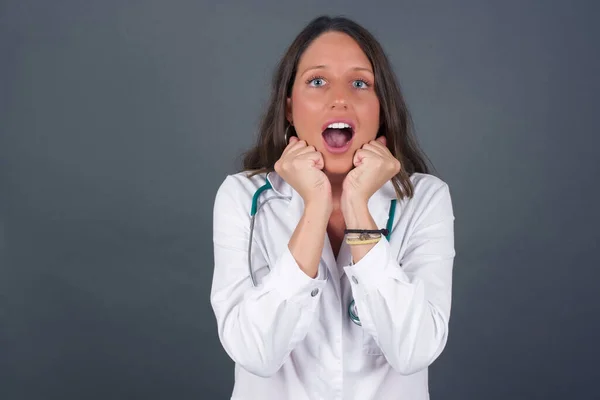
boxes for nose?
[329,85,349,109]
[331,99,348,109]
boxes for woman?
[211,15,455,400]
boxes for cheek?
[291,92,323,133]
[358,96,381,135]
[291,97,308,122]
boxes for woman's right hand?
[274,136,332,211]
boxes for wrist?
[341,189,367,206]
[341,199,373,229]
[304,198,332,220]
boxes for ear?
[286,97,293,124]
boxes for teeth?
[327,122,352,129]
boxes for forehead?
[297,31,372,70]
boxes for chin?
[323,157,354,175]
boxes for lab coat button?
[351,275,358,284]
[311,288,319,297]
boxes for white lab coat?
[211,170,455,400]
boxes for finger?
[362,142,402,174]
[376,135,387,146]
[361,143,386,157]
[281,136,297,156]
[367,138,388,150]
[291,144,317,156]
[353,148,367,167]
[281,136,299,155]
[298,151,324,169]
[286,136,303,150]
[313,152,325,170]
[365,141,393,158]
[282,137,307,156]
[313,151,325,170]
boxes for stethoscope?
[248,179,396,326]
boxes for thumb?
[376,135,387,146]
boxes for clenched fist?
[274,136,332,210]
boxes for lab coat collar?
[266,171,397,228]
[266,171,293,198]
[266,170,397,203]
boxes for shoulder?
[217,170,269,194]
[407,172,454,216]
[409,172,450,197]
[214,171,269,215]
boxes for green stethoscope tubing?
[249,179,396,326]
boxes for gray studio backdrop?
[2,1,599,399]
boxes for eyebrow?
[300,65,374,76]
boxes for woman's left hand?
[341,136,401,206]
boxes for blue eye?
[307,77,326,87]
[353,79,369,89]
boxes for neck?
[325,171,347,211]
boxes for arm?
[343,183,455,375]
[210,176,329,377]
[289,198,331,278]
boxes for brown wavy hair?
[241,15,434,200]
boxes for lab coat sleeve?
[343,182,455,375]
[210,176,327,378]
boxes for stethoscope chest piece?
[348,298,361,326]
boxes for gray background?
[1,0,599,399]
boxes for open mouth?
[322,122,355,150]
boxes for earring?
[284,125,294,143]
